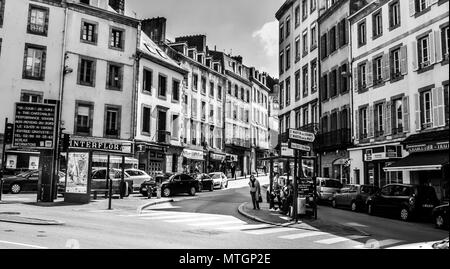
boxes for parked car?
[124,169,152,193]
[432,203,449,229]
[209,172,228,189]
[366,184,440,221]
[316,178,343,202]
[193,173,214,192]
[139,174,171,197]
[331,184,378,212]
[91,168,133,197]
[157,173,199,197]
[2,170,66,195]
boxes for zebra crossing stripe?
[278,231,327,240]
[189,220,246,227]
[142,214,196,220]
[215,224,271,231]
[315,235,368,245]
[245,227,294,235]
[165,217,224,223]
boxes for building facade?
[348,0,449,201]
[317,0,352,183]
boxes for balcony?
[156,130,171,144]
[317,129,352,151]
[298,123,319,134]
[392,127,404,135]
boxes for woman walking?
[249,175,261,210]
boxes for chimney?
[232,55,243,64]
[108,0,125,15]
[141,17,167,44]
[175,35,207,53]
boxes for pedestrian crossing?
[119,210,405,249]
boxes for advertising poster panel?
[66,152,89,194]
[29,156,39,170]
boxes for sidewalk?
[238,201,371,237]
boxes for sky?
[126,0,284,78]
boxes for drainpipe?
[348,9,355,184]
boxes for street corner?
[237,201,294,226]
[138,198,175,213]
[299,217,371,238]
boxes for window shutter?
[409,0,416,16]
[414,93,421,131]
[432,87,439,128]
[337,21,342,47]
[402,96,410,133]
[337,66,341,94]
[344,19,349,45]
[385,101,392,136]
[119,66,123,90]
[91,60,96,87]
[400,45,408,75]
[106,63,110,88]
[436,87,445,127]
[41,49,47,80]
[382,53,390,81]
[368,105,374,138]
[367,61,373,87]
[412,41,418,71]
[355,110,359,141]
[381,102,387,134]
[44,10,49,36]
[425,0,431,8]
[77,58,82,85]
[429,32,436,65]
[435,30,443,63]
[353,67,359,92]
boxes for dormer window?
[238,66,242,75]
[197,54,203,64]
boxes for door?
[335,188,348,206]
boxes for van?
[316,178,343,202]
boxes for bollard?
[0,178,3,201]
[156,183,161,199]
[108,179,113,210]
[147,186,152,199]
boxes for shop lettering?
[70,140,123,151]
[407,142,449,153]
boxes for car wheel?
[331,199,337,208]
[435,214,445,229]
[368,203,374,215]
[351,201,357,212]
[162,187,171,197]
[10,184,21,194]
[400,208,410,221]
[189,187,196,196]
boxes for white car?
[124,169,152,193]
[209,172,228,189]
[388,238,448,249]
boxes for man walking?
[249,175,261,210]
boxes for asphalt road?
[0,176,448,249]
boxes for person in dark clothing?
[249,175,261,210]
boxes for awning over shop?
[384,151,449,172]
[182,149,204,161]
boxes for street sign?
[289,141,311,152]
[281,143,294,157]
[289,129,316,143]
[13,103,57,149]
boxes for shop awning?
[384,151,449,172]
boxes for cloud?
[252,20,278,58]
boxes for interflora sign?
[69,137,133,154]
[13,102,57,149]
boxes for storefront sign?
[13,102,57,149]
[183,149,204,161]
[281,143,294,157]
[406,142,449,153]
[226,154,238,162]
[210,153,226,161]
[364,145,402,162]
[66,152,89,194]
[69,137,132,154]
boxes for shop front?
[3,150,41,175]
[182,148,205,174]
[135,142,167,176]
[362,144,404,188]
[208,151,226,173]
[385,130,449,202]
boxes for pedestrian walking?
[248,175,261,210]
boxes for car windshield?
[324,180,342,188]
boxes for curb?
[137,199,174,213]
[0,215,65,226]
[237,202,297,228]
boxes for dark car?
[159,173,199,197]
[366,184,440,221]
[331,184,378,212]
[193,173,214,192]
[432,203,449,229]
[1,170,40,194]
[139,174,171,197]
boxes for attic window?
[144,43,157,54]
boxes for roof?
[275,0,295,20]
[139,31,187,74]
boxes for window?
[23,44,46,80]
[217,107,222,124]
[76,103,92,136]
[209,104,214,122]
[302,31,308,55]
[339,64,348,93]
[246,89,250,103]
[279,51,284,75]
[374,103,384,137]
[201,77,206,95]
[372,10,383,39]
[209,81,214,97]
[280,82,284,109]
[158,74,167,98]
[279,23,284,42]
[110,27,124,50]
[295,37,300,61]
[233,104,238,120]
[241,87,245,101]
[415,0,428,13]
[295,71,300,100]
[320,33,327,59]
[285,77,291,107]
[329,26,336,53]
[310,0,316,12]
[311,24,317,49]
[142,106,151,134]
[360,107,368,138]
[312,104,317,124]
[389,1,401,30]
[172,79,180,102]
[191,98,198,119]
[390,48,401,78]
[420,90,432,129]
[338,18,348,47]
[81,20,97,44]
[105,105,121,138]
[27,5,49,36]
[20,91,43,103]
[217,85,222,100]
[286,45,291,70]
[192,74,198,91]
[442,26,449,61]
[418,35,430,69]
[329,69,337,97]
[445,85,449,126]
[286,16,291,37]
[373,56,383,85]
[321,74,328,101]
[0,0,4,28]
[201,101,206,121]
[106,63,123,90]
[358,63,367,89]
[78,57,96,87]
[311,60,317,93]
[235,85,239,98]
[303,107,309,126]
[0,38,2,56]
[393,98,403,134]
[295,6,300,28]
[143,68,152,94]
[358,20,367,46]
[302,66,308,98]
[302,0,308,20]
[227,81,232,95]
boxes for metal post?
[1,118,8,201]
[107,155,112,210]
[293,150,298,221]
[269,156,274,209]
[0,178,3,201]
[120,155,125,199]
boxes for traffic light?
[4,123,14,144]
[60,133,70,152]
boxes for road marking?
[278,231,328,240]
[189,220,246,227]
[353,239,404,249]
[244,227,294,235]
[165,217,224,223]
[0,240,48,249]
[215,224,271,231]
[142,214,196,220]
[345,222,369,228]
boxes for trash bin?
[297,197,307,215]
